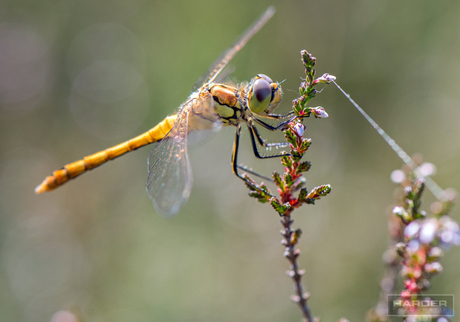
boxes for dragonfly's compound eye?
[257,74,273,84]
[254,79,271,102]
[248,78,271,114]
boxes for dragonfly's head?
[247,74,282,116]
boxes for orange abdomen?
[35,115,177,193]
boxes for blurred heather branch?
[243,50,338,322]
[368,156,459,322]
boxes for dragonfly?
[35,6,297,216]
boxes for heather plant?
[243,50,334,322]
[368,159,458,322]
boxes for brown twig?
[281,214,313,322]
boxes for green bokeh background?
[1,1,460,321]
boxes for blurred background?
[1,0,460,321]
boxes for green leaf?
[244,173,272,203]
[298,106,312,116]
[248,190,263,198]
[270,197,292,214]
[296,161,312,174]
[259,182,269,192]
[281,155,293,168]
[257,197,270,204]
[298,187,308,201]
[243,174,256,186]
[303,184,331,204]
[293,100,301,114]
[316,184,332,196]
[248,189,270,203]
[284,172,293,188]
[300,138,312,151]
[272,171,285,192]
[284,129,297,147]
[291,152,303,163]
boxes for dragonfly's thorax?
[208,83,249,126]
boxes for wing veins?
[193,6,275,90]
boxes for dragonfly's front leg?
[253,114,298,131]
[263,111,295,120]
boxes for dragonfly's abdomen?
[210,84,243,124]
[35,115,178,193]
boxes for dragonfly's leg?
[253,115,298,131]
[247,123,289,159]
[232,124,248,177]
[262,111,295,120]
[250,120,269,146]
[236,164,274,182]
[232,124,275,193]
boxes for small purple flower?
[419,219,438,244]
[406,239,420,254]
[438,216,460,247]
[405,221,420,239]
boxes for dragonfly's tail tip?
[35,181,48,194]
[35,184,44,194]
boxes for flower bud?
[316,73,336,84]
[419,219,438,244]
[394,206,411,222]
[427,247,443,260]
[293,123,305,137]
[404,221,420,239]
[312,107,329,118]
[395,242,406,257]
[425,262,443,274]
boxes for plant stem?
[281,214,313,322]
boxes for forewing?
[192,6,275,91]
[146,108,192,217]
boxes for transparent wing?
[192,6,275,91]
[186,125,221,147]
[146,93,218,216]
[146,106,192,217]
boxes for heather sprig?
[368,158,458,322]
[244,50,335,322]
[393,166,458,298]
